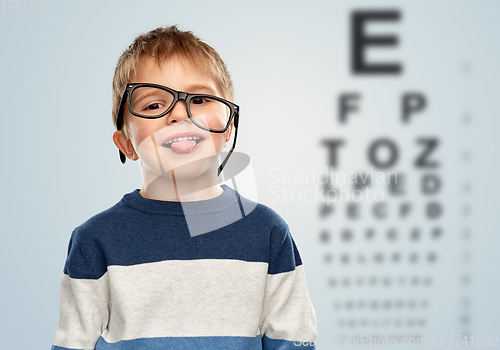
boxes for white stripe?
[52,272,109,349]
[102,259,268,342]
[53,259,316,347]
[260,265,318,342]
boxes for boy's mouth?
[162,134,205,154]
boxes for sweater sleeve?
[260,224,318,349]
[51,230,109,350]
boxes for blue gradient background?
[1,0,499,348]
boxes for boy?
[51,25,317,349]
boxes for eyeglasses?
[116,83,240,176]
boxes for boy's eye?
[146,103,165,110]
[191,97,207,105]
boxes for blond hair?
[111,25,234,139]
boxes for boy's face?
[113,56,233,181]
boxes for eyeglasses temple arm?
[217,113,239,177]
[117,90,128,164]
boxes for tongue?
[170,140,197,153]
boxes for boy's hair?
[111,25,234,139]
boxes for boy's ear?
[113,130,137,161]
[224,121,234,147]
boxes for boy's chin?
[139,153,220,179]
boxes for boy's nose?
[166,100,190,125]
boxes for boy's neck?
[139,184,223,202]
[138,168,223,202]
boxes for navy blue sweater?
[51,184,317,349]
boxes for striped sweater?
[51,184,317,349]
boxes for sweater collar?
[121,184,238,216]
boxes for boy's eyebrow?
[185,84,218,95]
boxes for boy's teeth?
[165,136,200,145]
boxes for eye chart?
[260,3,499,349]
